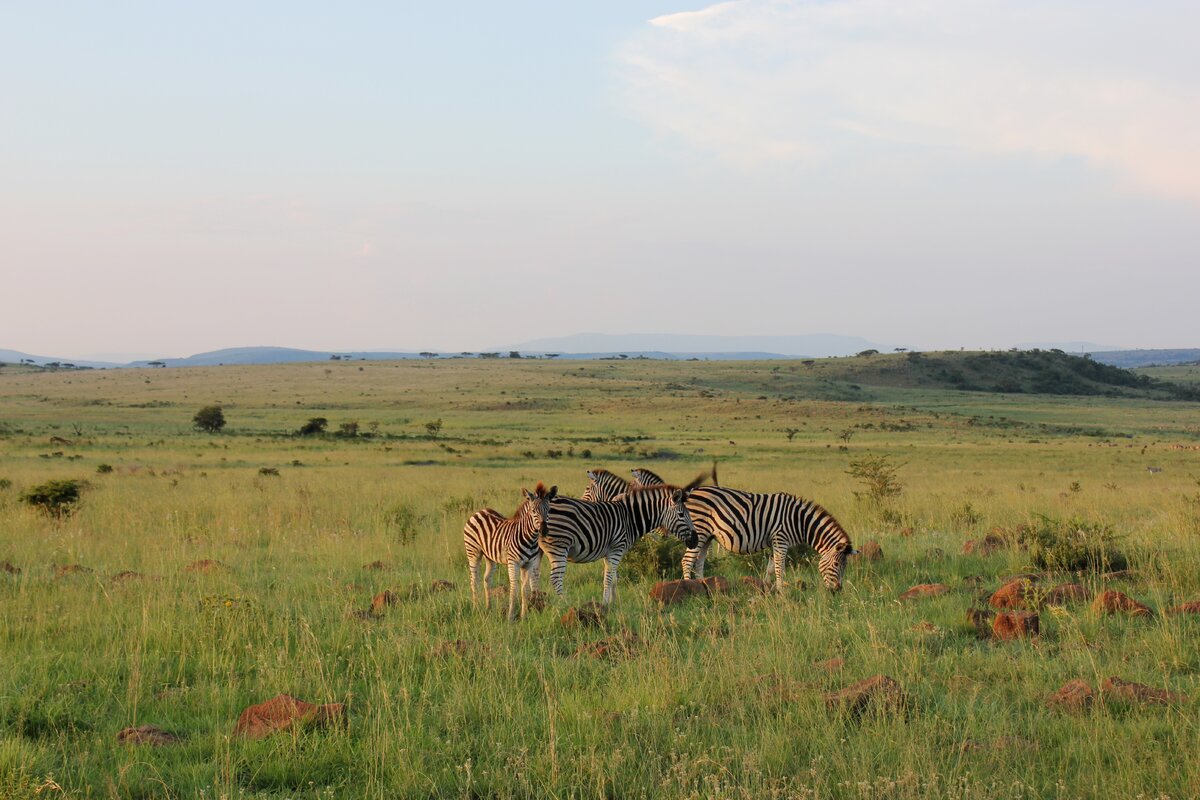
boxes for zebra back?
[684,487,851,554]
[543,485,695,563]
[629,466,667,487]
[581,468,629,502]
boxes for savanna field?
[2,355,1199,799]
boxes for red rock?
[967,608,994,637]
[649,579,711,604]
[362,560,388,571]
[1047,679,1095,712]
[1101,677,1187,706]
[525,589,549,612]
[117,725,183,746]
[433,639,489,658]
[560,602,607,629]
[233,694,346,738]
[54,564,92,577]
[989,578,1036,610]
[184,559,229,574]
[1092,590,1153,617]
[1,561,20,575]
[575,630,640,660]
[1166,600,1200,615]
[1043,583,1091,606]
[962,532,1006,556]
[699,576,730,594]
[992,611,1039,640]
[429,579,456,593]
[898,583,950,602]
[740,576,772,593]
[859,541,883,561]
[110,571,158,584]
[371,590,398,614]
[814,657,845,672]
[824,675,908,718]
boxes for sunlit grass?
[1,359,1198,798]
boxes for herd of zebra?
[463,466,858,620]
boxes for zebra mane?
[794,496,852,550]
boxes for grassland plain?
[1,357,1199,799]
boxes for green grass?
[1,359,1199,798]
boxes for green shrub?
[0,478,11,491]
[20,479,86,517]
[1017,515,1128,573]
[258,467,280,476]
[383,501,421,544]
[95,463,113,474]
[620,535,687,582]
[297,417,328,436]
[193,404,226,433]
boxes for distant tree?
[425,418,443,438]
[509,351,521,359]
[479,352,500,359]
[856,349,879,357]
[21,478,86,517]
[298,417,328,436]
[893,348,907,353]
[460,351,474,357]
[193,405,226,433]
[546,353,560,359]
[420,352,438,359]
[337,420,360,438]
[329,354,341,360]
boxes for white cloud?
[618,0,1200,200]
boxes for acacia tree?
[193,405,226,433]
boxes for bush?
[620,535,688,582]
[383,502,421,545]
[193,405,226,433]
[21,479,86,517]
[0,478,11,491]
[297,417,328,436]
[336,421,359,438]
[846,455,904,505]
[96,463,113,474]
[258,467,280,476]
[1017,516,1128,573]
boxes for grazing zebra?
[541,480,701,604]
[463,483,557,620]
[580,466,668,502]
[680,486,855,592]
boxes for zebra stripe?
[680,487,854,592]
[580,468,628,502]
[463,483,556,620]
[540,485,697,604]
[629,466,666,487]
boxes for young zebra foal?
[541,477,702,605]
[463,483,556,620]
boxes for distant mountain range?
[506,332,890,358]
[2,340,1198,369]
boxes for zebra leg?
[693,537,713,579]
[482,560,495,609]
[528,553,542,592]
[602,554,622,605]
[547,550,568,598]
[506,560,521,622]
[771,543,788,592]
[467,554,481,607]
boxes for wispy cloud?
[618,0,1200,200]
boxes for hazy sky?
[2,1,1197,360]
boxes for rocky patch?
[992,611,1039,640]
[1092,590,1153,617]
[234,694,346,739]
[898,583,950,602]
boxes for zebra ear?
[522,488,533,501]
[672,488,686,504]
[548,485,558,500]
[849,548,860,555]
[586,470,598,481]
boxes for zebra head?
[581,469,625,502]
[664,488,698,549]
[817,540,854,592]
[522,483,558,534]
[630,467,666,487]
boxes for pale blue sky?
[2,1,1197,359]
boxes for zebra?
[463,483,556,620]
[540,479,702,605]
[679,482,855,592]
[579,466,668,502]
